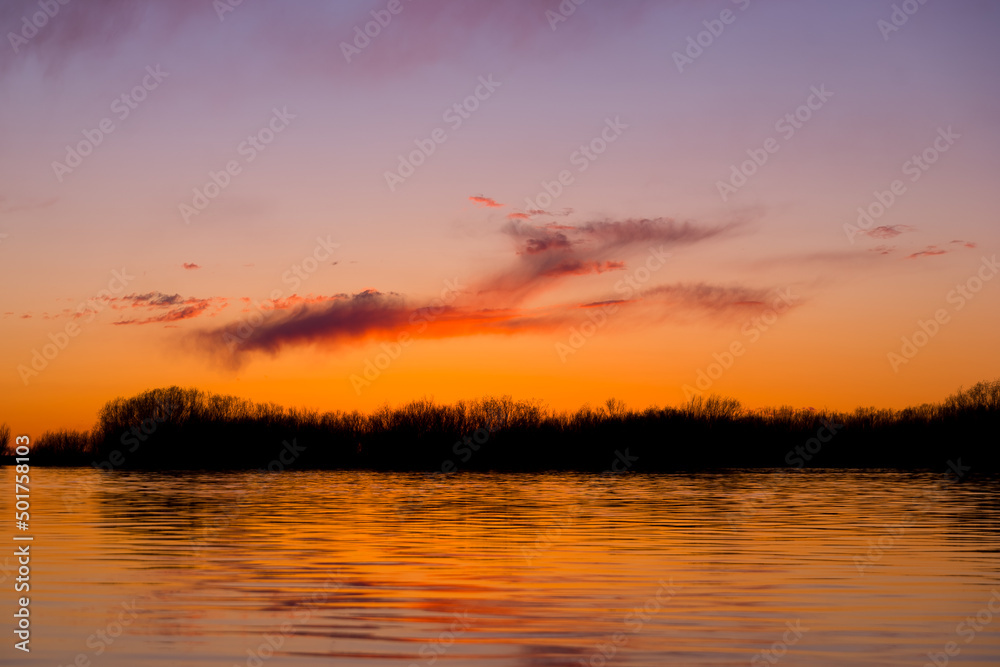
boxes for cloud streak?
[864,224,915,239]
[181,212,783,368]
[191,278,801,369]
[470,195,502,208]
[481,216,740,304]
[110,292,227,325]
[906,246,948,260]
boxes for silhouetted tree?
[7,379,998,471]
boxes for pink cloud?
[906,246,948,260]
[527,208,574,217]
[470,196,503,208]
[270,294,344,310]
[865,225,915,239]
[184,211,762,368]
[190,278,794,370]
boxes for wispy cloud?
[482,216,740,304]
[641,283,793,319]
[580,299,632,309]
[903,241,977,260]
[906,246,948,260]
[116,292,193,308]
[502,218,737,256]
[182,262,200,270]
[864,224,915,239]
[540,260,625,277]
[110,292,227,325]
[470,195,503,208]
[240,294,343,312]
[0,0,665,79]
[191,290,416,366]
[191,276,799,370]
[185,211,766,368]
[518,208,574,218]
[114,302,216,325]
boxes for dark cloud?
[191,290,415,366]
[190,275,798,369]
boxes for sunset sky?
[2,0,998,436]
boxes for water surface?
[7,468,1000,666]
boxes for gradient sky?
[2,0,999,435]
